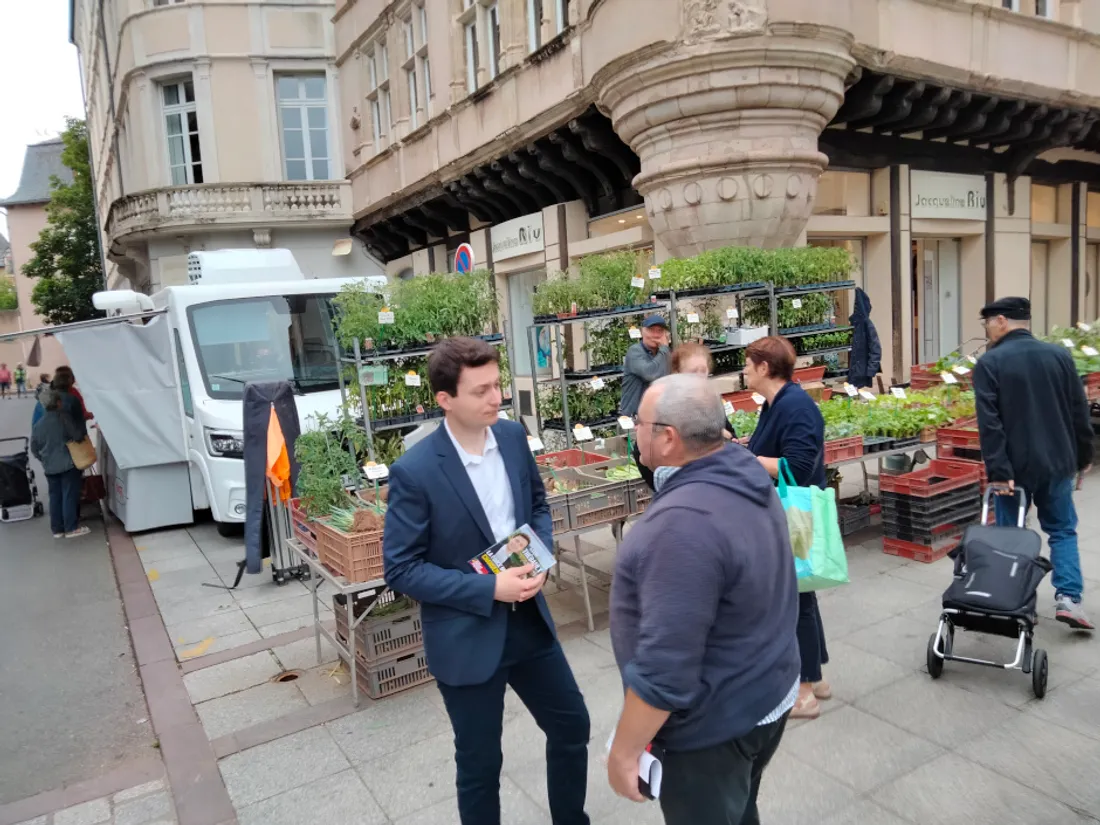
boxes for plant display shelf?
[287,536,389,708]
[780,324,854,339]
[774,280,857,297]
[532,302,670,325]
[798,345,854,359]
[337,333,504,364]
[651,282,770,300]
[665,284,777,352]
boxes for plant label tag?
[686,313,700,324]
[497,410,510,419]
[404,371,421,387]
[891,387,907,399]
[415,404,425,414]
[844,384,859,397]
[363,337,374,350]
[859,389,876,402]
[527,436,544,452]
[968,355,978,364]
[723,400,734,416]
[726,307,739,320]
[631,276,645,289]
[364,462,389,481]
[378,309,395,325]
[1084,346,1100,357]
[618,415,635,430]
[573,425,594,442]
[941,371,959,384]
[952,365,971,375]
[628,326,642,340]
[752,392,766,406]
[1079,322,1092,331]
[791,298,803,309]
[358,365,389,386]
[648,267,662,280]
[1062,339,1075,348]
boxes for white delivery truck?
[35,249,385,533]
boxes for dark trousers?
[797,591,829,683]
[660,714,789,825]
[436,603,591,825]
[46,468,83,534]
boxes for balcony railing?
[107,181,352,239]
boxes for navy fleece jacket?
[609,444,800,751]
[748,381,826,489]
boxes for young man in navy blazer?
[383,337,591,825]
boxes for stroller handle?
[981,484,1027,529]
[0,436,29,452]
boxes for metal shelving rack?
[526,304,670,447]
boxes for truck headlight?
[205,429,244,459]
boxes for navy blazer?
[382,419,556,686]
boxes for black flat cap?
[980,296,1031,321]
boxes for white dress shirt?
[444,420,516,542]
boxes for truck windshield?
[188,294,340,399]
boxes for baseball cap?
[641,315,668,329]
[980,297,1031,321]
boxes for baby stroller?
[926,486,1051,698]
[0,437,44,523]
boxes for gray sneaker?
[1055,597,1095,631]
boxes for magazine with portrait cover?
[468,523,556,576]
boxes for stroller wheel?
[927,633,944,679]
[1032,649,1048,699]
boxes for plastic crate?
[863,436,892,454]
[289,499,319,555]
[720,390,760,412]
[937,425,981,453]
[354,647,434,700]
[567,482,630,528]
[881,484,981,518]
[878,460,981,498]
[536,449,611,469]
[940,445,982,462]
[881,503,982,539]
[838,504,871,536]
[882,533,961,563]
[314,519,384,583]
[629,479,653,515]
[333,592,423,663]
[542,468,601,534]
[934,457,988,492]
[824,436,863,465]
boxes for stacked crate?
[879,460,982,563]
[333,590,433,700]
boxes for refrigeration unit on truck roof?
[187,249,305,286]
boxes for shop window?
[1032,184,1058,224]
[813,171,871,217]
[587,207,648,239]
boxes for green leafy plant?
[729,409,759,438]
[745,293,833,330]
[582,320,632,367]
[532,251,652,316]
[295,412,363,519]
[0,276,17,311]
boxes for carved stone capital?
[595,24,855,254]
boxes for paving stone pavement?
[144,475,1100,823]
[15,779,176,825]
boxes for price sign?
[1084,346,1100,357]
[618,415,635,431]
[752,392,766,406]
[364,462,389,481]
[859,389,876,402]
[891,387,907,399]
[358,364,389,386]
[723,400,735,416]
[726,307,739,320]
[791,298,803,309]
[1062,339,1076,348]
[648,267,662,280]
[590,377,605,390]
[628,326,642,340]
[952,365,971,375]
[527,436,544,452]
[1079,322,1092,331]
[844,384,859,397]
[404,371,421,387]
[573,424,594,442]
[497,410,511,419]
[378,308,395,325]
[630,276,645,289]
[686,313,700,324]
[941,371,959,385]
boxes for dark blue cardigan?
[747,382,826,489]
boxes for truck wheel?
[216,521,243,538]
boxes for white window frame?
[153,0,186,6]
[1035,0,1054,18]
[487,2,500,79]
[556,0,568,33]
[275,74,331,182]
[460,0,501,95]
[528,0,544,51]
[1001,0,1019,10]
[160,79,202,186]
[401,6,432,130]
[365,39,391,153]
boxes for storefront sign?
[490,212,545,262]
[911,171,987,220]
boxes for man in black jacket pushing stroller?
[973,297,1095,631]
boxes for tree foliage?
[0,276,16,311]
[21,118,104,324]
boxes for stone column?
[594,4,855,255]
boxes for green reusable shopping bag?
[777,458,850,593]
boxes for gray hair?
[39,389,61,411]
[650,373,726,452]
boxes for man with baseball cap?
[620,315,670,417]
[973,296,1095,630]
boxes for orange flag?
[266,404,291,502]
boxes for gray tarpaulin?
[242,382,301,574]
[55,317,187,469]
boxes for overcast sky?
[0,0,86,239]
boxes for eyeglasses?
[632,415,672,430]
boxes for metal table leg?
[311,572,323,665]
[346,596,360,707]
[573,535,595,632]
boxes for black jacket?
[848,288,882,387]
[973,329,1094,489]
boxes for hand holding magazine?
[468,524,556,576]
